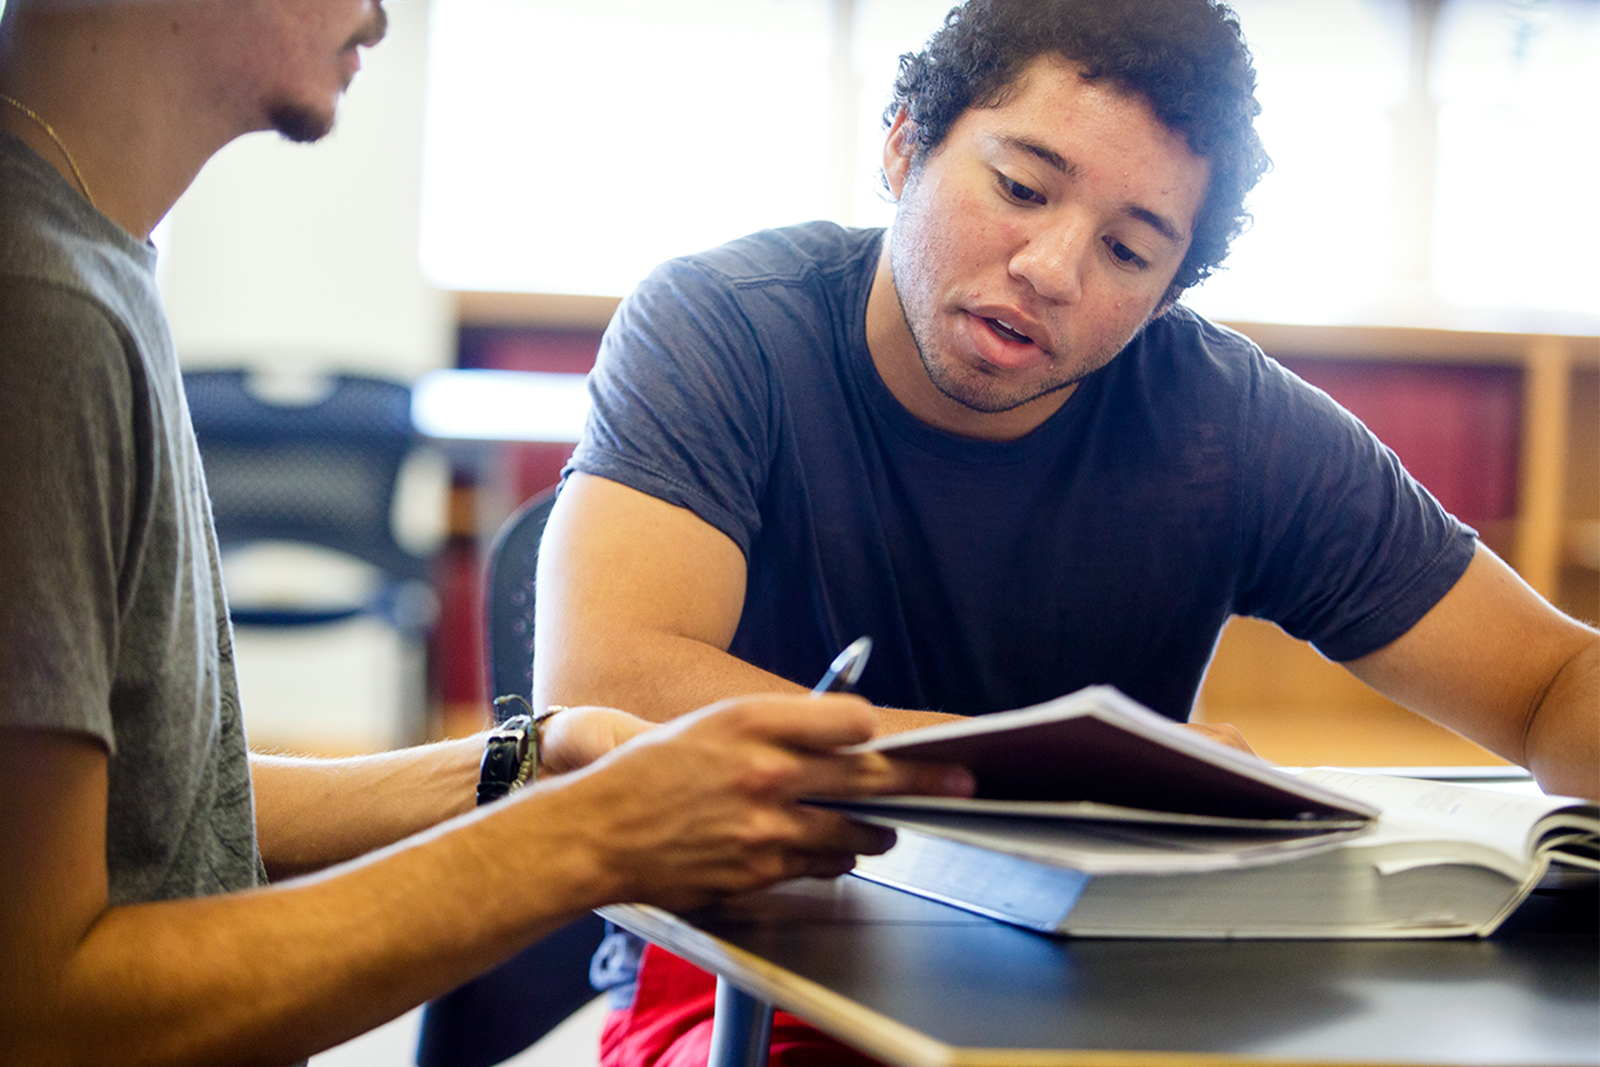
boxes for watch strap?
[477,713,535,807]
[476,697,571,807]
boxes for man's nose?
[1008,214,1091,304]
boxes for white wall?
[154,2,452,752]
[160,0,450,380]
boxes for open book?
[819,686,1599,938]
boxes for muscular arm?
[534,473,965,734]
[0,697,968,1066]
[1346,541,1599,800]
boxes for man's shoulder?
[1139,305,1264,364]
[663,220,883,293]
[1,131,156,317]
[1124,304,1295,393]
[1101,305,1324,428]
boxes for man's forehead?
[966,56,1208,227]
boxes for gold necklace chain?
[0,92,97,209]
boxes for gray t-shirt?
[0,131,263,905]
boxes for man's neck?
[0,7,242,241]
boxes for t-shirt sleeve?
[567,257,776,557]
[0,279,137,750]
[1232,352,1477,663]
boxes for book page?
[814,795,1370,831]
[1298,769,1597,862]
[840,807,1367,874]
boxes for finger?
[787,850,864,881]
[1183,721,1258,756]
[684,693,878,752]
[786,806,898,856]
[790,751,974,799]
[875,757,975,797]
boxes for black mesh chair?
[417,486,610,1067]
[483,487,558,705]
[182,369,434,632]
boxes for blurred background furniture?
[416,486,611,1067]
[183,368,441,752]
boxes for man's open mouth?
[985,318,1034,345]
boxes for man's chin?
[926,364,1077,416]
[267,101,335,145]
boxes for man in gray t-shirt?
[0,3,973,1063]
[0,127,262,909]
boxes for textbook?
[818,686,1600,938]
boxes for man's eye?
[1106,239,1148,270]
[999,176,1043,204]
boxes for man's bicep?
[1343,542,1599,793]
[0,728,111,1009]
[533,473,750,713]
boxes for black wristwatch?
[476,714,536,807]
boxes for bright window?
[1430,0,1600,319]
[420,0,1600,332]
[420,0,838,296]
[1188,0,1600,332]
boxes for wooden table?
[603,872,1599,1067]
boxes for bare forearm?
[538,629,963,735]
[1523,637,1599,800]
[8,788,608,1067]
[537,628,806,721]
[1346,546,1600,798]
[251,737,482,879]
[5,698,974,1067]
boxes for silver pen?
[812,636,873,694]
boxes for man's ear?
[882,107,917,200]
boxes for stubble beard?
[268,101,334,144]
[890,238,1082,416]
[268,4,386,145]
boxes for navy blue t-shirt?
[570,221,1475,721]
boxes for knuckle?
[734,751,802,796]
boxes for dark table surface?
[608,872,1600,1067]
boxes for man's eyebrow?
[1003,136,1075,179]
[1125,205,1185,248]
[999,135,1188,248]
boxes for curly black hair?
[889,0,1271,305]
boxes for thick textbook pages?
[851,770,1599,939]
[822,686,1597,936]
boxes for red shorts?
[599,944,885,1067]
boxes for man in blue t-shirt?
[535,0,1598,1063]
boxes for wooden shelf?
[454,290,620,330]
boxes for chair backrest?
[414,481,606,1067]
[483,486,558,709]
[183,369,428,584]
